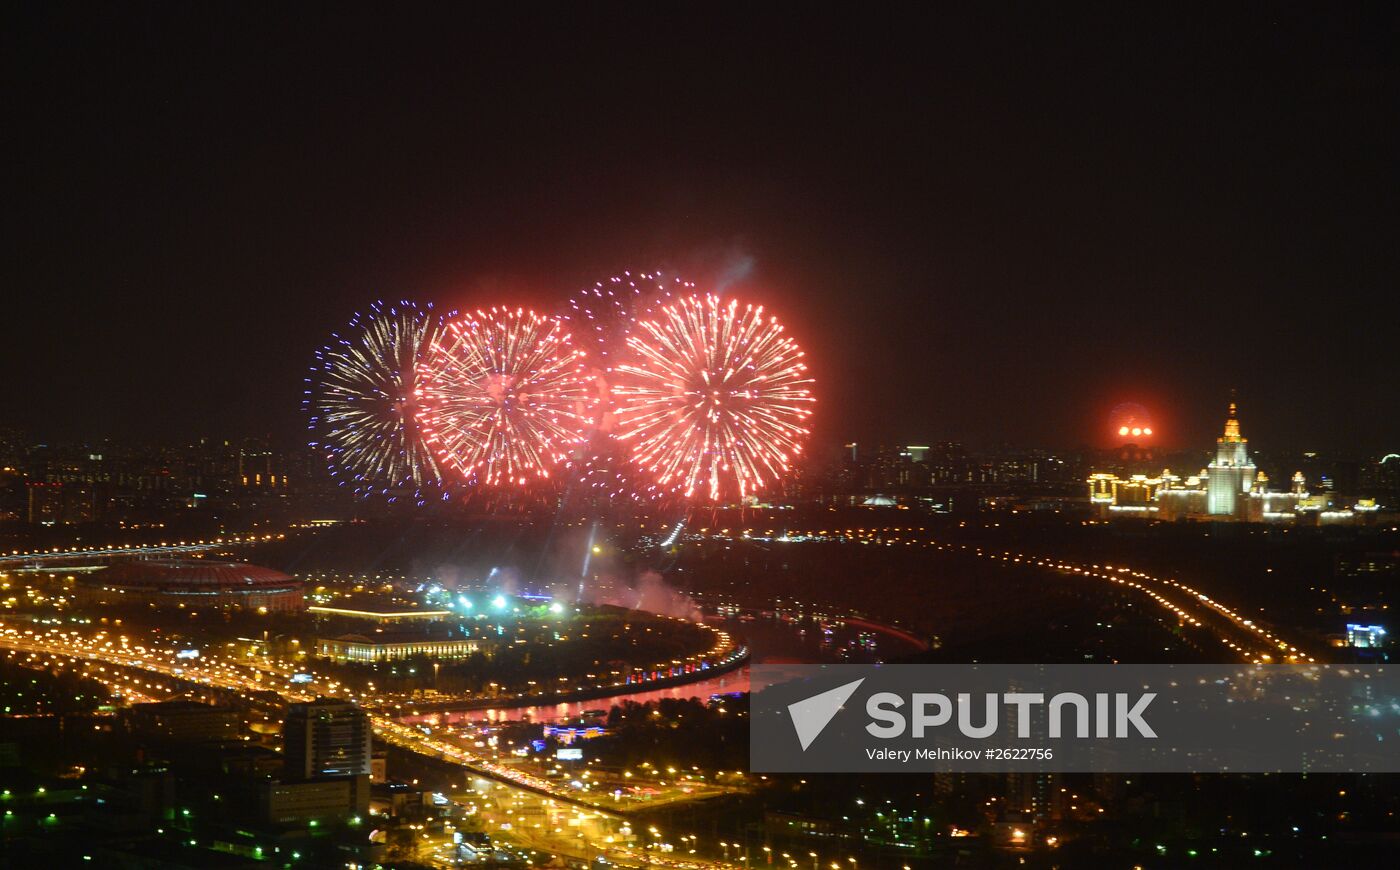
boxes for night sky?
[8,5,1399,455]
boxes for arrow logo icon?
[787,677,866,750]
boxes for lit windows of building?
[1207,401,1255,516]
[1087,400,1391,525]
[272,698,372,824]
[1088,473,1160,515]
[282,698,372,780]
[315,633,486,663]
[1345,624,1387,649]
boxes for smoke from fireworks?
[415,307,592,487]
[304,300,446,502]
[581,569,702,621]
[614,294,814,502]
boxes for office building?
[282,698,372,780]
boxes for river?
[401,666,751,725]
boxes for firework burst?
[562,271,692,370]
[614,294,814,502]
[562,271,694,502]
[305,300,446,502]
[416,307,592,487]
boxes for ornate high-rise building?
[1207,401,1256,516]
[1086,400,1383,525]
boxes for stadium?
[77,559,305,613]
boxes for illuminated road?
[0,533,286,568]
[725,526,1320,665]
[0,523,1322,866]
[902,534,1317,663]
[0,622,742,869]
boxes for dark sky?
[7,4,1399,455]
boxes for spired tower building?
[1207,401,1256,516]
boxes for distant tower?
[1207,400,1256,516]
[1252,470,1269,495]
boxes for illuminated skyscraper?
[282,698,372,779]
[1207,401,1255,516]
[262,699,372,824]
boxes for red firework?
[415,307,592,487]
[612,294,814,502]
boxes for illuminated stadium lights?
[317,634,485,663]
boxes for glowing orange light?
[1109,402,1154,445]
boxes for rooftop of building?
[306,596,449,620]
[321,629,480,645]
[131,699,234,713]
[90,559,298,590]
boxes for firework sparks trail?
[561,271,693,502]
[415,306,592,487]
[614,294,814,502]
[562,271,691,374]
[304,300,445,502]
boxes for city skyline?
[4,7,1399,867]
[5,393,1396,460]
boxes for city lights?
[6,10,1398,865]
